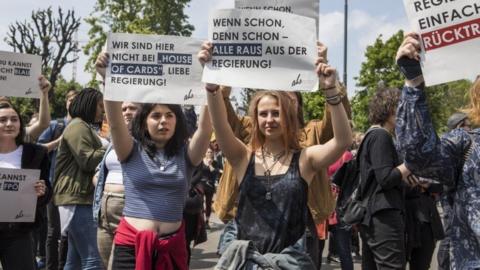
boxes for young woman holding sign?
[96,52,212,270]
[198,42,352,269]
[0,77,51,270]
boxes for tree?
[4,7,81,118]
[5,7,81,93]
[352,30,471,132]
[352,31,405,131]
[6,76,81,122]
[302,91,325,121]
[83,0,195,82]
[50,78,82,119]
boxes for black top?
[235,151,308,254]
[359,128,403,225]
[199,161,220,190]
[404,185,444,257]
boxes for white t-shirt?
[105,149,123,185]
[0,145,23,169]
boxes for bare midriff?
[124,216,182,236]
[104,183,125,193]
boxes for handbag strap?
[354,126,385,202]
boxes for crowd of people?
[0,31,479,270]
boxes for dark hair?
[68,88,103,124]
[0,102,25,145]
[131,103,188,159]
[368,87,400,125]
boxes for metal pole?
[343,0,348,87]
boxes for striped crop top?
[121,140,193,222]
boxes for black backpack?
[334,127,380,225]
[332,157,360,215]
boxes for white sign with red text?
[0,51,41,98]
[403,0,480,86]
[0,168,40,222]
[202,9,317,91]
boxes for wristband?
[397,56,423,80]
[322,86,336,92]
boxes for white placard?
[0,51,41,98]
[403,0,480,86]
[202,9,317,91]
[235,0,319,33]
[105,33,206,105]
[0,168,40,222]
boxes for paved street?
[189,213,439,270]
[0,216,438,270]
[189,214,364,269]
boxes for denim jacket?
[215,221,315,270]
[396,84,480,270]
[92,144,113,224]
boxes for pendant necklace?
[261,147,285,200]
[155,151,169,171]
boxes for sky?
[0,0,410,97]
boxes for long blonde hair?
[463,78,480,125]
[248,91,300,152]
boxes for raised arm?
[198,42,249,171]
[26,76,51,140]
[395,33,465,185]
[221,86,252,143]
[188,106,213,166]
[96,52,133,162]
[310,42,351,144]
[301,62,352,181]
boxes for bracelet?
[327,99,342,106]
[325,93,341,101]
[326,94,342,105]
[322,86,337,92]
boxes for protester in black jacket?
[405,181,444,270]
[357,88,414,270]
[0,101,51,270]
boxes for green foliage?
[9,77,82,121]
[50,78,82,118]
[352,30,471,132]
[8,97,36,122]
[83,0,195,81]
[352,31,404,131]
[424,80,470,133]
[302,91,325,121]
